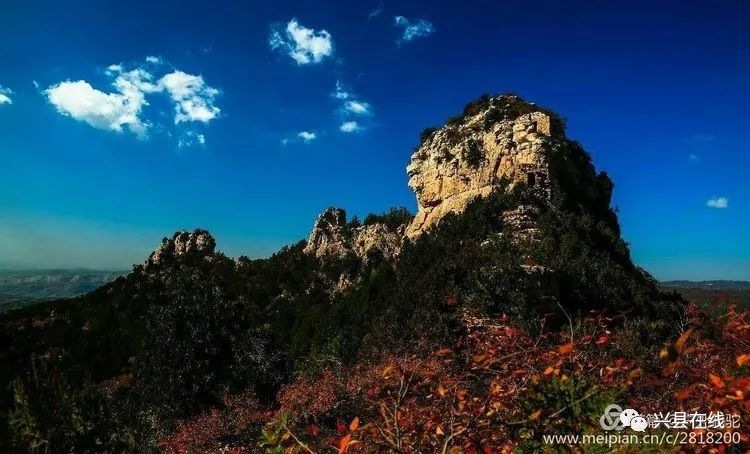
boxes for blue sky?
[0,0,748,280]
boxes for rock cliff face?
[405,95,562,238]
[146,229,217,269]
[304,208,404,261]
[305,93,617,265]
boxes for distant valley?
[0,269,126,311]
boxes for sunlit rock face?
[304,208,404,261]
[303,208,349,258]
[405,94,562,239]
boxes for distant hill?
[661,280,750,308]
[0,269,126,310]
[662,280,750,290]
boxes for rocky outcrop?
[351,223,404,260]
[304,208,350,258]
[304,208,404,261]
[146,229,216,269]
[405,95,560,238]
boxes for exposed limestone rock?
[146,229,216,269]
[304,208,350,258]
[304,208,404,261]
[351,223,404,260]
[405,95,560,239]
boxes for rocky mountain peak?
[146,229,216,269]
[405,94,564,238]
[305,93,617,270]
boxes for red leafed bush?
[158,392,263,454]
[277,369,346,419]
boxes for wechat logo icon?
[600,404,645,431]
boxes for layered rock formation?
[405,95,561,238]
[304,208,404,261]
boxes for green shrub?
[462,139,484,168]
[362,207,412,230]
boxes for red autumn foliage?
[158,392,263,454]
[158,301,750,452]
[277,369,345,418]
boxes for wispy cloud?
[685,133,715,143]
[689,153,700,162]
[368,2,383,19]
[332,80,350,100]
[269,19,334,65]
[340,121,360,133]
[45,58,220,141]
[332,80,372,132]
[178,131,206,148]
[0,86,13,105]
[281,130,318,145]
[707,197,729,209]
[394,16,434,44]
[298,131,317,142]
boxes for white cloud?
[394,16,434,43]
[115,68,162,96]
[344,100,371,115]
[340,121,360,133]
[45,79,151,137]
[0,86,13,105]
[269,19,334,65]
[45,60,221,140]
[145,56,161,64]
[159,70,221,124]
[298,131,317,142]
[282,130,317,145]
[105,64,123,76]
[332,80,372,132]
[707,197,729,208]
[45,68,161,138]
